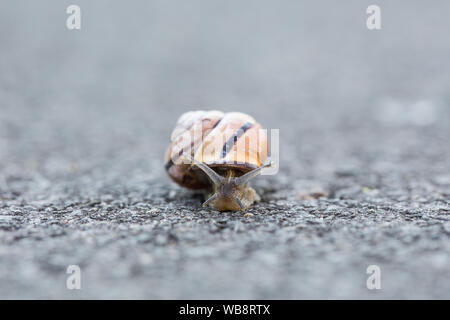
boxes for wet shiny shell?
[164,110,268,189]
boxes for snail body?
[164,110,270,211]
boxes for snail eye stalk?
[183,155,224,187]
[235,162,273,186]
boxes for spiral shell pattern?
[164,110,268,189]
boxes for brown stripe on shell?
[220,122,254,158]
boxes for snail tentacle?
[183,155,224,186]
[235,162,273,186]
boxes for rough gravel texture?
[1,1,450,299]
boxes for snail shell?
[164,110,270,211]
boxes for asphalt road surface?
[1,1,449,299]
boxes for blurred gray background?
[0,0,449,299]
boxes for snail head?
[184,155,272,211]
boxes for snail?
[164,110,272,211]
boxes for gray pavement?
[0,0,449,299]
